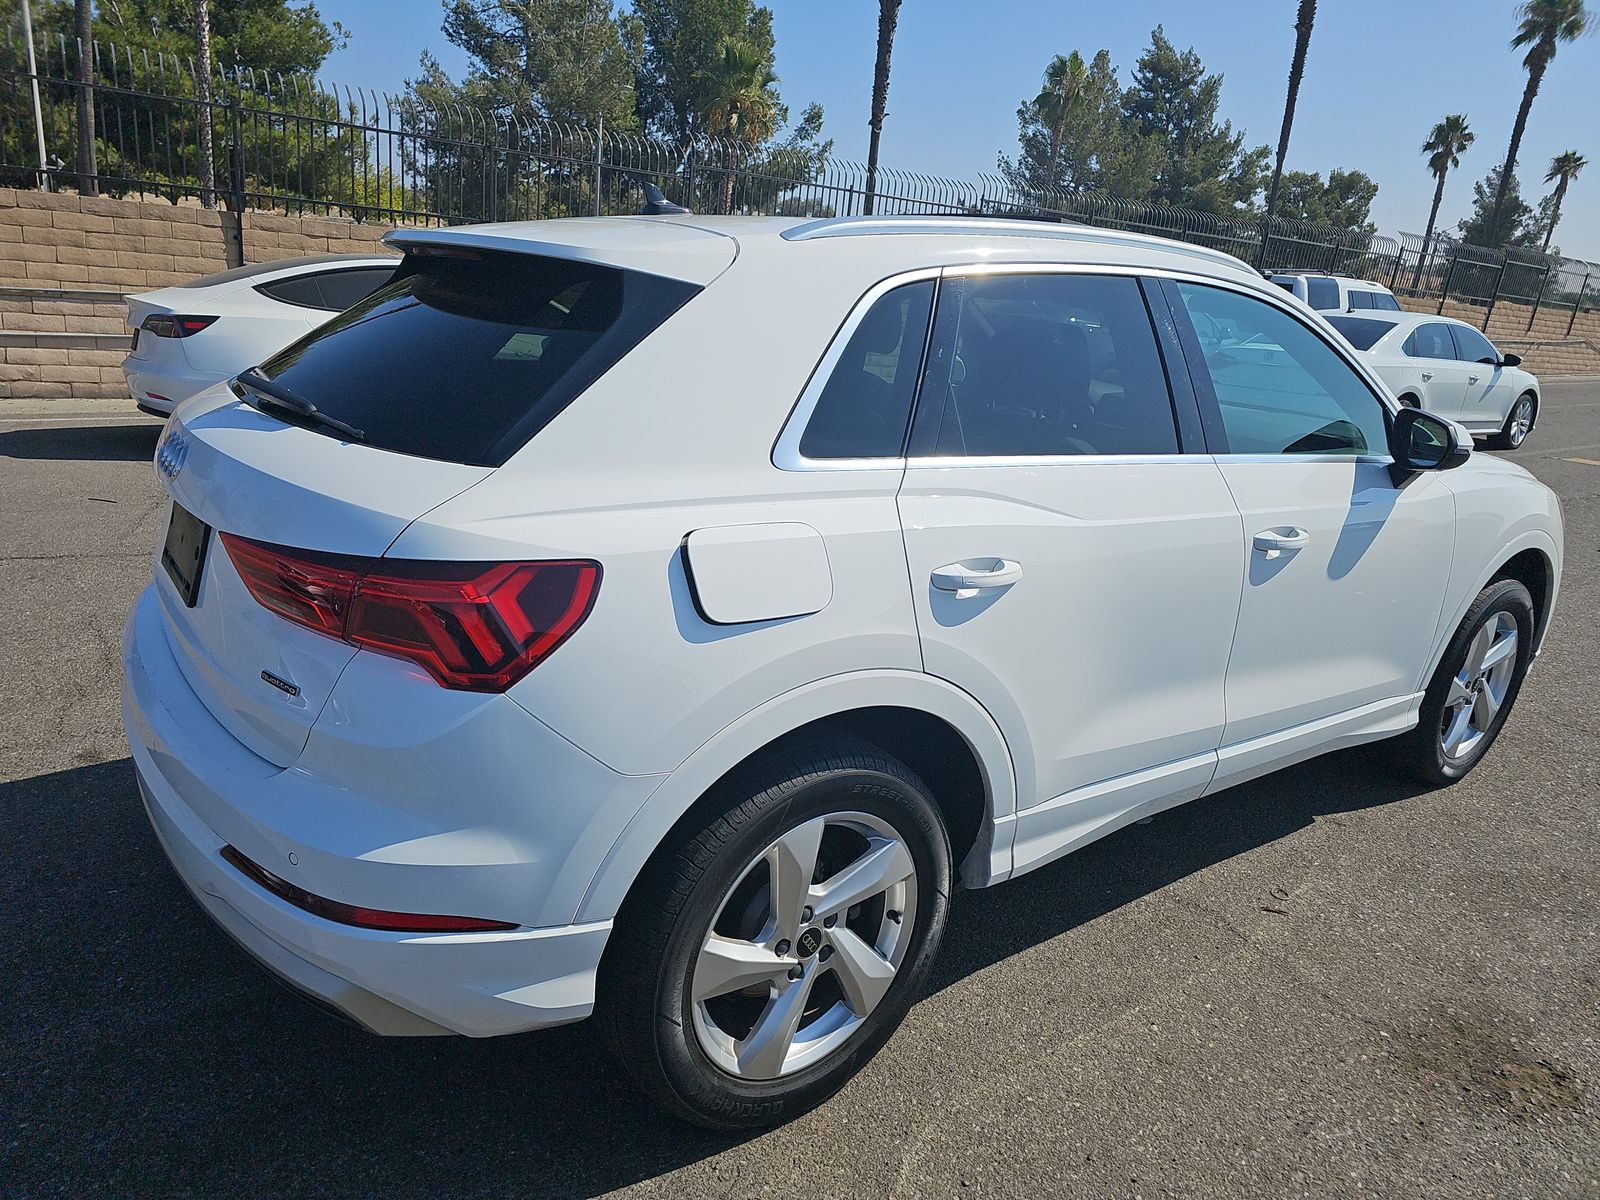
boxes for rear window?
[1326,316,1397,350]
[1305,277,1340,311]
[253,250,698,467]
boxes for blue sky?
[321,0,1600,259]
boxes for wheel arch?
[1422,529,1561,687]
[576,670,1019,925]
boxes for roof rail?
[781,215,1251,273]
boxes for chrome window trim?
[773,260,1402,473]
[771,267,941,473]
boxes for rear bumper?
[121,359,227,414]
[121,586,641,1037]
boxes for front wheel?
[1487,393,1536,450]
[598,740,952,1129]
[1395,579,1534,785]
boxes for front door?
[896,269,1245,851]
[1165,279,1456,788]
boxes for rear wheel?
[598,739,952,1129]
[1487,393,1535,450]
[1396,579,1534,785]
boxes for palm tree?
[195,0,215,207]
[698,38,781,215]
[1034,51,1088,188]
[1487,0,1590,244]
[1541,149,1587,250]
[73,0,96,196]
[863,0,903,216]
[1414,114,1475,289]
[1263,0,1318,229]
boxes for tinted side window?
[1174,282,1389,456]
[256,273,326,308]
[1406,322,1456,359]
[314,267,396,311]
[1348,290,1373,310]
[918,273,1179,457]
[1372,292,1401,311]
[799,281,933,459]
[1449,323,1499,364]
[1305,277,1340,310]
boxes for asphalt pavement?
[2,385,1597,1199]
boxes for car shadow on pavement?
[2,747,1431,1199]
[0,420,162,462]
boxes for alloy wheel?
[1439,611,1518,760]
[690,811,918,1081]
[1508,397,1533,447]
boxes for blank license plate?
[161,502,211,607]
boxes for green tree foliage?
[1271,167,1378,230]
[631,0,774,142]
[40,0,346,75]
[1458,164,1540,247]
[999,29,1271,216]
[1122,26,1269,213]
[1540,149,1587,250]
[5,0,353,204]
[998,49,1161,200]
[439,0,640,126]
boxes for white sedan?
[122,254,397,416]
[1326,311,1540,449]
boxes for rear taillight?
[141,314,219,338]
[220,533,599,692]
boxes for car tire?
[1487,392,1536,450]
[1397,579,1535,786]
[1398,393,1421,408]
[598,738,952,1130]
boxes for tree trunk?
[1264,0,1316,224]
[862,0,901,216]
[719,141,737,215]
[1412,168,1448,292]
[1542,178,1566,252]
[195,0,216,208]
[1047,103,1067,187]
[1488,45,1547,245]
[74,0,97,196]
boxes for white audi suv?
[123,214,1564,1128]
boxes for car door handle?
[1420,371,1433,381]
[931,558,1023,597]
[1253,528,1309,559]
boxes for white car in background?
[123,214,1563,1129]
[1326,312,1540,449]
[122,254,397,416]
[1269,272,1401,313]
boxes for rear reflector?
[142,314,219,338]
[220,846,518,933]
[220,533,599,692]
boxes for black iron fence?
[4,29,1596,337]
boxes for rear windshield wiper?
[235,369,366,443]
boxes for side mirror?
[1389,407,1470,481]
[1499,352,1522,368]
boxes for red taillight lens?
[220,846,516,932]
[219,533,599,692]
[142,314,219,338]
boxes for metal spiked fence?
[3,29,1596,336]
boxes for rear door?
[896,268,1244,861]
[1163,279,1455,788]
[1406,321,1471,419]
[1449,322,1514,431]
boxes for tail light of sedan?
[140,314,220,338]
[219,533,600,692]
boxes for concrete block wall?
[1,188,398,399]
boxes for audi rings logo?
[156,427,190,481]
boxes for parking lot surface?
[2,384,1597,1199]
